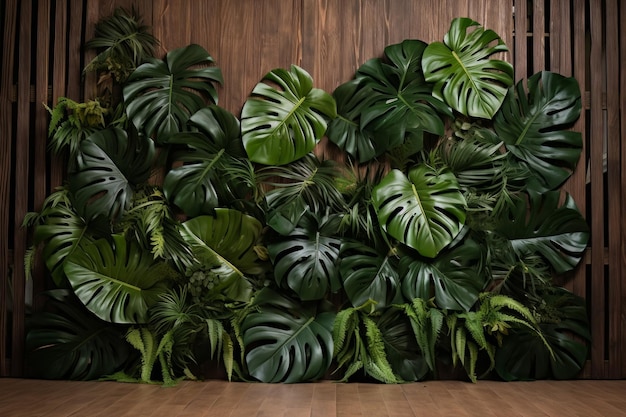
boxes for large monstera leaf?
[494,71,582,192]
[241,65,337,166]
[372,166,466,258]
[164,106,247,217]
[26,290,130,380]
[326,79,378,163]
[422,17,514,119]
[241,288,335,383]
[181,209,265,301]
[33,203,94,286]
[69,127,154,221]
[496,191,589,274]
[64,235,174,324]
[495,287,590,380]
[400,238,487,312]
[377,307,429,381]
[268,213,342,301]
[339,241,402,311]
[355,40,451,151]
[123,44,223,143]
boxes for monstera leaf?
[339,241,402,311]
[123,44,223,142]
[372,166,466,258]
[495,287,590,380]
[164,106,247,217]
[26,290,130,380]
[64,235,174,324]
[69,127,154,221]
[33,203,94,286]
[494,71,582,192]
[241,65,336,165]
[241,288,335,383]
[180,209,264,301]
[355,40,451,150]
[326,79,378,163]
[269,212,342,301]
[496,191,589,274]
[400,238,487,312]
[422,17,514,119]
[377,307,429,381]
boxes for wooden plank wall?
[1,0,623,379]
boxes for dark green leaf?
[124,44,223,142]
[373,167,466,258]
[64,235,174,324]
[242,65,336,165]
[340,241,401,311]
[422,17,514,118]
[69,127,154,221]
[268,212,342,301]
[242,288,335,383]
[26,290,130,380]
[400,238,487,311]
[496,191,589,274]
[494,71,582,192]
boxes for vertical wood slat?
[532,0,545,73]
[588,0,605,379]
[32,0,52,311]
[0,0,18,377]
[514,0,528,80]
[12,0,33,377]
[571,1,588,339]
[604,0,621,379]
[50,0,69,190]
[621,0,626,379]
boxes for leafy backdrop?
[25,10,590,385]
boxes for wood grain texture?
[1,379,626,417]
[0,0,18,378]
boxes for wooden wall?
[1,0,623,379]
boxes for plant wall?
[25,9,590,384]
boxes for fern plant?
[446,292,549,382]
[332,301,401,383]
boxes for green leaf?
[495,287,590,380]
[494,71,582,192]
[123,44,223,143]
[339,241,401,311]
[241,65,336,165]
[377,307,429,381]
[163,106,247,217]
[69,127,154,221]
[26,290,130,380]
[268,212,342,301]
[84,7,158,82]
[182,209,266,277]
[422,17,514,118]
[33,203,94,286]
[241,288,335,383]
[496,191,589,274]
[356,40,450,148]
[373,167,466,258]
[326,79,378,162]
[64,235,174,324]
[400,238,487,311]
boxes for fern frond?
[126,327,157,383]
[205,318,224,360]
[23,246,36,280]
[466,341,479,383]
[339,360,364,382]
[222,332,234,381]
[332,307,358,353]
[486,293,537,324]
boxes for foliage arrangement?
[25,11,590,384]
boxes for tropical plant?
[26,11,590,385]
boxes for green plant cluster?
[25,11,590,384]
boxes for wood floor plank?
[2,378,626,417]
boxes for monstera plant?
[25,12,590,385]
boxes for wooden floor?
[1,378,626,417]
